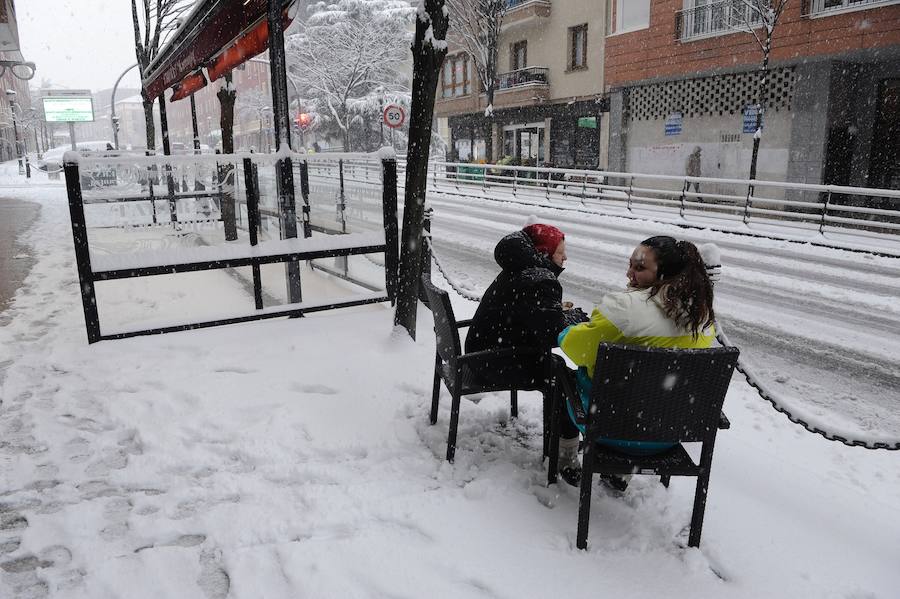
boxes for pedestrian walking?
[686,146,703,203]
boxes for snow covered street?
[1,165,899,598]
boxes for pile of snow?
[0,163,898,598]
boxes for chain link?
[424,236,482,303]
[427,244,900,451]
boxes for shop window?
[568,24,588,70]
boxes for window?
[511,40,527,71]
[608,0,651,34]
[442,54,470,98]
[569,24,588,70]
[812,0,897,14]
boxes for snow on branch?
[286,0,415,149]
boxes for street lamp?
[5,89,24,175]
[110,63,139,150]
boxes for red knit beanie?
[523,224,564,256]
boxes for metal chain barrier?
[424,236,482,303]
[714,323,899,451]
[426,242,900,451]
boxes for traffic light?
[294,112,312,131]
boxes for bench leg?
[510,389,518,419]
[429,354,441,425]
[660,475,671,488]
[576,441,596,550]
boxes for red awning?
[207,9,292,82]
[142,0,295,99]
[170,71,208,102]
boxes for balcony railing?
[675,1,763,41]
[806,0,899,16]
[497,66,549,90]
[506,0,547,8]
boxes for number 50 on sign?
[383,104,405,129]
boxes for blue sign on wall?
[665,112,683,136]
[743,105,762,134]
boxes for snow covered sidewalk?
[1,171,899,598]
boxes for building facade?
[435,0,610,168]
[164,58,276,152]
[604,0,900,192]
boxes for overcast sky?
[18,0,144,93]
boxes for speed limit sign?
[383,104,406,129]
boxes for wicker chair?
[548,343,739,549]
[421,275,552,462]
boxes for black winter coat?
[464,230,568,388]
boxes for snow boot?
[599,474,629,493]
[558,436,582,487]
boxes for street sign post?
[383,104,405,151]
[383,104,405,129]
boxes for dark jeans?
[550,355,581,440]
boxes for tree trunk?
[748,37,771,181]
[394,1,450,338]
[218,74,238,241]
[141,90,156,151]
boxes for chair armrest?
[718,411,730,430]
[456,318,473,329]
[456,346,548,365]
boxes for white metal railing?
[497,66,550,90]
[676,1,763,41]
[307,159,900,243]
[808,0,899,16]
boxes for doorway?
[868,79,900,191]
[503,123,545,166]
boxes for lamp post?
[110,63,138,150]
[5,90,24,175]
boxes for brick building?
[164,58,277,152]
[435,0,610,168]
[604,0,900,192]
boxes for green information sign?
[577,117,597,129]
[42,97,94,123]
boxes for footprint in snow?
[291,383,339,395]
[213,366,258,375]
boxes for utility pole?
[190,93,201,153]
[268,0,302,303]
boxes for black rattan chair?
[548,343,739,549]
[422,275,553,462]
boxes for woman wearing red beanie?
[464,223,572,420]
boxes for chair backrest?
[421,274,462,363]
[587,343,739,444]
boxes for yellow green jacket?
[559,288,715,453]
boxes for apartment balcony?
[434,67,550,117]
[675,1,762,42]
[434,92,481,118]
[804,0,900,17]
[503,0,551,28]
[494,66,551,108]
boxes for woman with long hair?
[554,235,717,486]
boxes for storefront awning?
[170,71,208,102]
[142,0,295,99]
